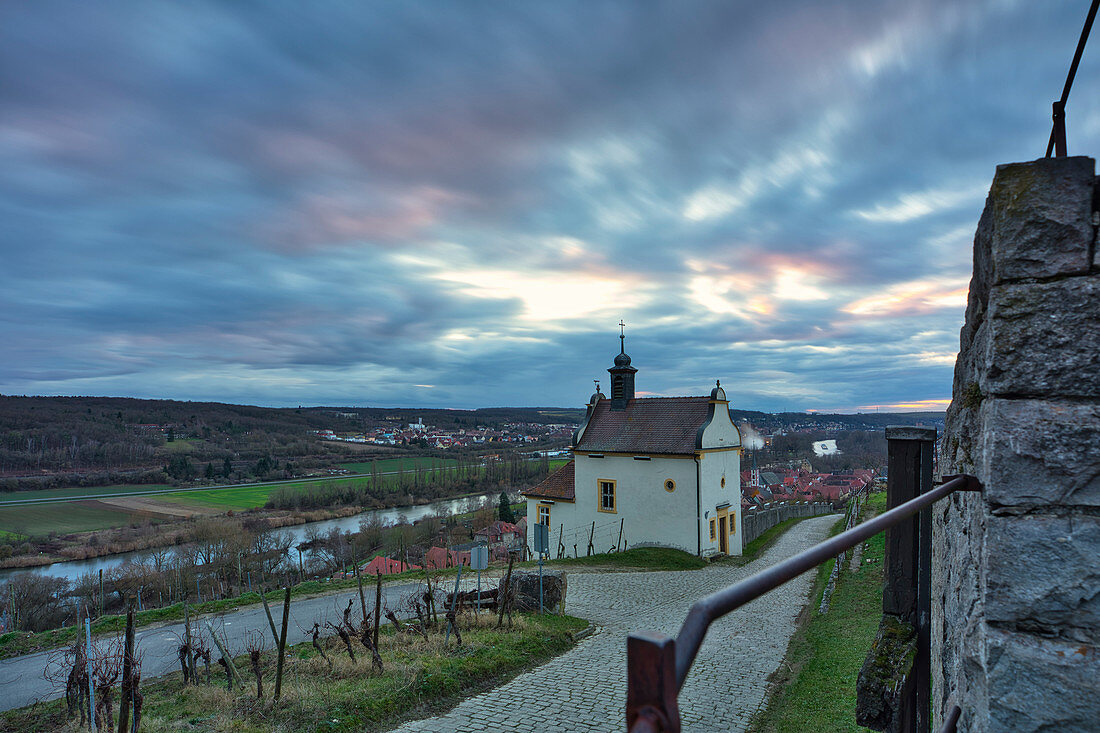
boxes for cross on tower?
[619,320,626,352]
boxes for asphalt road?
[0,580,433,712]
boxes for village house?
[523,332,743,558]
[474,519,521,545]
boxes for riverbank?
[1,459,562,572]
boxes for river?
[0,490,511,584]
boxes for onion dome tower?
[608,320,637,411]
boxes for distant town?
[312,416,575,450]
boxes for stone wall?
[741,501,833,545]
[936,156,1100,731]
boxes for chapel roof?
[575,396,717,454]
[522,460,575,501]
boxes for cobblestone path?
[388,514,839,733]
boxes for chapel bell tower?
[608,320,637,410]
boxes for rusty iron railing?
[626,427,982,733]
[1046,0,1099,157]
[937,704,962,733]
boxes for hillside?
[0,396,583,489]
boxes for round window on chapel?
[665,479,676,492]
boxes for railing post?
[884,426,936,733]
[626,631,680,732]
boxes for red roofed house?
[474,520,520,545]
[423,546,470,569]
[522,332,744,558]
[362,556,420,576]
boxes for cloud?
[1,0,1097,410]
[841,277,970,317]
[851,183,989,223]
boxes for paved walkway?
[388,514,839,733]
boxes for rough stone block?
[985,276,1100,398]
[986,513,1100,642]
[931,491,987,725]
[981,398,1100,507]
[986,156,1095,283]
[987,627,1100,732]
[511,569,566,614]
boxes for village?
[312,418,575,450]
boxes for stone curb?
[570,624,597,642]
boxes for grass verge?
[533,512,831,574]
[747,492,885,732]
[0,612,588,733]
[542,546,707,571]
[715,514,823,569]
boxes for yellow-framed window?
[598,479,616,513]
[537,503,551,527]
[709,518,716,540]
[729,511,737,534]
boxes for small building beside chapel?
[523,334,743,558]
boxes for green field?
[156,484,286,511]
[336,456,461,473]
[161,438,205,452]
[0,503,158,538]
[0,483,175,504]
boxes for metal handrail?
[671,474,978,688]
[937,705,962,733]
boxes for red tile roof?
[575,397,714,454]
[475,520,520,539]
[423,546,469,569]
[362,556,419,575]
[522,460,575,501]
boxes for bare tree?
[327,620,356,661]
[90,636,122,732]
[308,622,332,669]
[244,630,266,699]
[47,640,89,727]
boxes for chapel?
[522,331,743,558]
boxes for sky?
[2,1,1099,413]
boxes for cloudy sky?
[2,1,1098,412]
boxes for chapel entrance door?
[718,513,729,554]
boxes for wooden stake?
[373,571,382,653]
[117,597,135,733]
[206,622,243,691]
[258,587,280,647]
[182,602,194,685]
[273,587,291,701]
[356,564,368,623]
[496,554,515,629]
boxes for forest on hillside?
[0,396,583,490]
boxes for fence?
[741,501,833,545]
[625,427,982,733]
